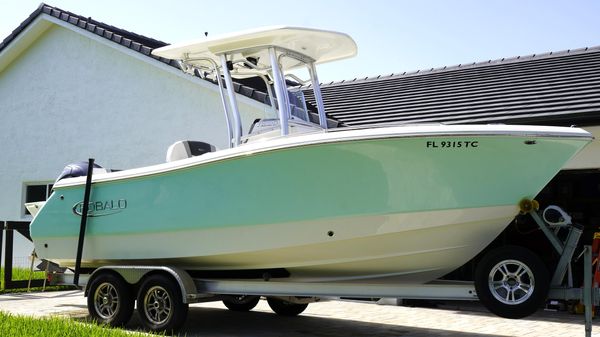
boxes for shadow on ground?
[429,300,595,325]
[66,299,595,337]
[119,306,511,337]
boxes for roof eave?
[0,15,54,74]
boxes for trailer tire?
[474,245,549,319]
[87,273,134,326]
[137,274,188,333]
[223,295,261,312]
[267,297,308,316]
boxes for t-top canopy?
[151,26,357,74]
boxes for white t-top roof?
[152,26,357,73]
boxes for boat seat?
[166,140,216,162]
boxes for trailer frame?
[43,203,599,335]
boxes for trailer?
[42,200,598,336]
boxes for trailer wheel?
[223,295,261,312]
[87,273,134,326]
[474,245,549,319]
[137,274,188,332]
[267,297,308,316]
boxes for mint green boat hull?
[30,130,590,283]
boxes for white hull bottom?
[38,205,516,284]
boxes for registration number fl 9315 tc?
[426,140,479,149]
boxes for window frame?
[23,182,54,217]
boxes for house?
[0,4,275,220]
[0,4,271,263]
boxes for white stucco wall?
[0,22,268,263]
[0,23,267,220]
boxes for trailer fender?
[85,266,197,303]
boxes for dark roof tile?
[303,48,600,127]
[140,46,151,55]
[253,91,267,103]
[239,86,254,97]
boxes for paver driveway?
[0,290,597,336]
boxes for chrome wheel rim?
[94,282,120,320]
[488,259,535,305]
[143,286,172,325]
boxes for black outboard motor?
[55,161,105,183]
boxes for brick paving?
[0,290,598,336]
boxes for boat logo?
[72,199,127,217]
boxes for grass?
[0,311,152,337]
[0,270,163,336]
[0,266,45,282]
[0,267,72,294]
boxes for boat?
[29,26,592,285]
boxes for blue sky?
[1,0,600,83]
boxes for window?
[24,183,53,215]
